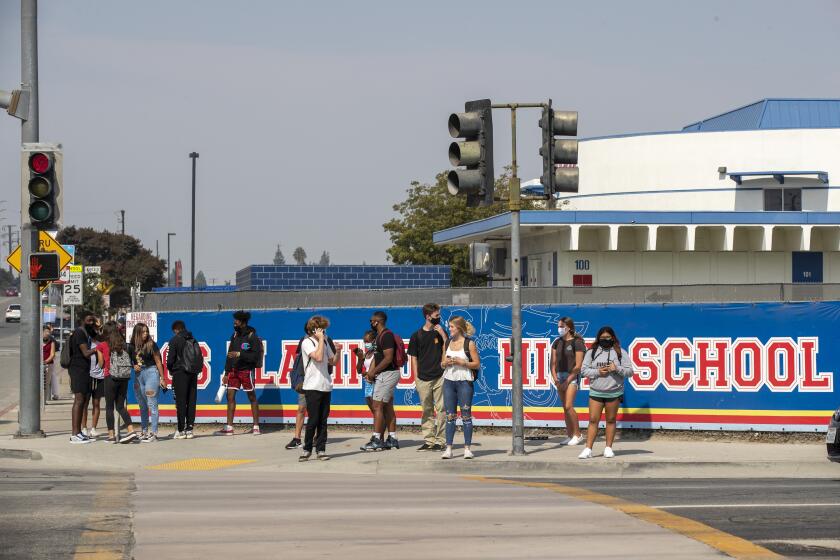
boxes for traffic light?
[29,252,60,281]
[539,100,578,197]
[22,143,62,229]
[448,99,494,207]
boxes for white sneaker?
[463,447,474,460]
[88,428,98,438]
[578,447,592,459]
[173,431,187,440]
[441,446,453,459]
[603,447,615,458]
[558,437,572,445]
[185,430,194,439]
[567,435,583,446]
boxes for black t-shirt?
[553,336,587,374]
[68,328,91,373]
[408,328,444,381]
[128,340,160,369]
[374,330,397,371]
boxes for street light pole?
[189,152,199,288]
[167,232,175,287]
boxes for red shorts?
[227,369,254,392]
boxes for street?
[0,297,21,417]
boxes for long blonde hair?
[448,316,475,337]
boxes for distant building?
[235,265,450,291]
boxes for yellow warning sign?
[6,231,73,273]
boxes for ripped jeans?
[443,379,474,446]
[134,366,160,434]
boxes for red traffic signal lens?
[29,152,52,174]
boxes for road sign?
[6,231,73,273]
[84,266,101,275]
[63,265,83,306]
[97,281,114,295]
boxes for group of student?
[61,305,634,460]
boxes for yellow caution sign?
[6,231,73,273]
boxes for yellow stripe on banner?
[470,477,781,560]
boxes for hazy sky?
[2,1,839,283]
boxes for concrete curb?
[0,448,42,460]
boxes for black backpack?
[181,337,204,374]
[445,336,480,380]
[289,337,308,394]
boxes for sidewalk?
[1,395,834,478]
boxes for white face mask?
[558,326,568,336]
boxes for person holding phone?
[440,316,480,460]
[578,326,633,459]
[299,315,340,461]
[217,310,262,436]
[354,330,377,418]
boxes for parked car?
[4,288,18,297]
[828,407,840,463]
[5,304,21,323]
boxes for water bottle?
[215,380,227,403]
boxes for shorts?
[69,369,92,395]
[227,369,254,392]
[557,373,579,386]
[89,377,105,399]
[372,370,399,403]
[297,392,307,407]
[590,394,621,404]
[362,377,375,399]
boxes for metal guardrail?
[138,283,840,312]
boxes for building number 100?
[574,259,590,271]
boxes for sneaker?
[142,434,158,443]
[70,433,92,444]
[216,426,235,436]
[285,437,302,450]
[88,428,99,439]
[360,436,385,452]
[185,430,194,439]
[603,446,615,458]
[316,451,330,461]
[441,446,453,459]
[384,436,399,450]
[251,426,261,436]
[119,432,139,444]
[558,437,572,445]
[567,435,584,446]
[417,443,433,451]
[578,447,592,459]
[431,444,444,451]
[173,431,187,440]
[299,450,311,462]
[463,447,474,460]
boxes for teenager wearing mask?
[103,321,139,443]
[299,315,340,461]
[408,303,447,451]
[550,317,585,446]
[167,320,201,440]
[218,311,263,436]
[578,326,633,459]
[360,311,400,452]
[43,326,59,401]
[129,322,166,442]
[440,316,480,460]
[82,322,106,439]
[354,330,377,418]
[68,311,100,443]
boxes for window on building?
[763,188,802,211]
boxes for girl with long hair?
[103,321,139,443]
[578,326,634,459]
[550,317,585,445]
[440,316,480,460]
[129,323,166,442]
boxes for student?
[408,303,447,451]
[167,320,201,440]
[440,316,480,460]
[578,326,634,459]
[43,326,59,401]
[360,311,400,452]
[129,322,166,442]
[299,315,340,461]
[82,322,106,439]
[68,311,99,444]
[354,330,377,418]
[550,317,585,446]
[103,321,139,443]
[218,311,262,436]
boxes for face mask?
[598,338,614,349]
[370,321,377,330]
[43,336,49,342]
[364,343,374,351]
[558,326,568,336]
[234,324,244,334]
[84,323,97,336]
[430,317,441,326]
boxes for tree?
[293,246,307,266]
[195,270,207,288]
[318,251,330,266]
[57,226,166,308]
[273,244,286,265]
[383,168,538,286]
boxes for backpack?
[59,340,71,369]
[109,350,133,379]
[445,336,480,380]
[289,337,309,394]
[180,337,205,374]
[377,329,407,370]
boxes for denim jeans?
[443,379,474,446]
[133,366,160,434]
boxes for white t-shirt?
[301,337,334,392]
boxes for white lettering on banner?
[126,312,158,342]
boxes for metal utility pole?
[167,232,175,286]
[189,152,199,288]
[18,0,44,437]
[119,209,125,235]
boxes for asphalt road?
[0,297,21,416]
[519,477,840,558]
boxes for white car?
[5,304,21,323]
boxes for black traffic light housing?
[539,99,579,198]
[29,252,60,281]
[448,99,494,207]
[23,144,62,230]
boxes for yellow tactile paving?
[145,458,257,471]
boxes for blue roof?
[682,99,840,131]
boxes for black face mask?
[370,321,377,330]
[598,338,614,349]
[430,317,441,326]
[234,324,244,334]
[84,323,97,336]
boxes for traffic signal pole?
[17,0,44,437]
